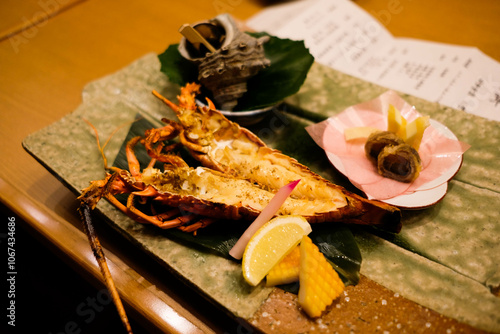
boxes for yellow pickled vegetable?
[387,104,407,138]
[266,245,301,286]
[405,116,430,150]
[344,126,379,141]
[298,236,344,318]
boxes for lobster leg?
[178,131,209,154]
[124,193,202,229]
[178,217,217,234]
[138,125,188,167]
[145,141,188,167]
[126,136,142,177]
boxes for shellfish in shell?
[178,14,271,111]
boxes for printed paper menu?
[247,0,500,121]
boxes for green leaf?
[157,32,314,111]
[163,220,247,259]
[158,44,198,86]
[112,116,361,287]
[236,32,314,110]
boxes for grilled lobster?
[78,83,402,333]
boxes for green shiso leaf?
[157,32,314,111]
[113,116,361,287]
[236,32,314,110]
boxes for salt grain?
[317,319,327,330]
[426,322,431,328]
[381,299,387,305]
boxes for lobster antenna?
[83,118,109,169]
[82,117,141,170]
[79,203,133,334]
[152,90,179,112]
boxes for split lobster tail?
[152,83,403,233]
[345,193,402,233]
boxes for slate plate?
[23,53,500,332]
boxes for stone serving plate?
[23,53,500,333]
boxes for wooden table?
[1,0,499,333]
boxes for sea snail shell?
[178,14,270,111]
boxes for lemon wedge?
[242,215,312,286]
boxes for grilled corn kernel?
[298,236,344,318]
[266,245,301,286]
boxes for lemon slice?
[242,215,312,286]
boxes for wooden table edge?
[0,176,215,334]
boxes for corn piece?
[266,245,301,286]
[298,236,344,318]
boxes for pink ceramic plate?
[306,91,469,209]
[325,119,463,209]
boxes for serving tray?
[23,53,500,333]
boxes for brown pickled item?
[365,131,404,163]
[377,144,422,182]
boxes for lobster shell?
[154,84,402,233]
